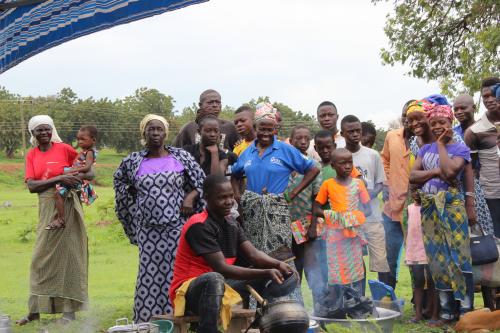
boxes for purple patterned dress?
[114,147,205,322]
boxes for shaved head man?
[453,94,476,138]
[173,89,239,150]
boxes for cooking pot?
[247,286,309,333]
[263,270,300,299]
[107,318,159,333]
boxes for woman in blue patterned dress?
[114,114,205,322]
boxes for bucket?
[151,320,173,333]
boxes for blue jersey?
[232,139,314,194]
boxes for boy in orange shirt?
[313,148,371,294]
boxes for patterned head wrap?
[406,100,430,115]
[139,114,169,146]
[426,104,454,122]
[254,102,278,123]
[28,115,63,146]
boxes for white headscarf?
[139,114,169,146]
[28,115,63,146]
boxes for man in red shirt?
[170,175,294,333]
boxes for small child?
[313,148,371,294]
[405,190,437,323]
[184,114,228,176]
[47,126,98,230]
[361,121,377,149]
[286,125,323,298]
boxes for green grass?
[0,186,137,333]
[0,152,491,332]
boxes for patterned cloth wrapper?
[420,188,472,302]
[290,215,325,244]
[240,190,292,254]
[240,190,303,303]
[254,102,278,123]
[323,209,366,239]
[322,210,365,285]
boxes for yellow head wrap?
[405,100,429,115]
[139,114,169,146]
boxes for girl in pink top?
[405,190,437,323]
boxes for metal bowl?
[310,307,400,333]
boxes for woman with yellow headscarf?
[114,114,205,322]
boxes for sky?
[0,0,445,128]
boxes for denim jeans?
[184,272,268,333]
[382,213,404,289]
[438,273,474,320]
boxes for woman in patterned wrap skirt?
[18,115,89,326]
[231,103,319,303]
[114,114,205,322]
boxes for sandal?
[16,313,39,326]
[45,218,65,230]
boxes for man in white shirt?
[341,115,390,285]
[307,101,345,161]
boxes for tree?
[0,87,23,158]
[374,0,500,95]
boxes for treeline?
[0,86,387,158]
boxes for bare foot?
[16,313,39,326]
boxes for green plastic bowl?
[151,320,174,333]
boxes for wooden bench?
[152,308,256,333]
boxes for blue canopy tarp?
[0,0,207,74]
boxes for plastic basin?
[151,320,173,333]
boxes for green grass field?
[0,150,488,332]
